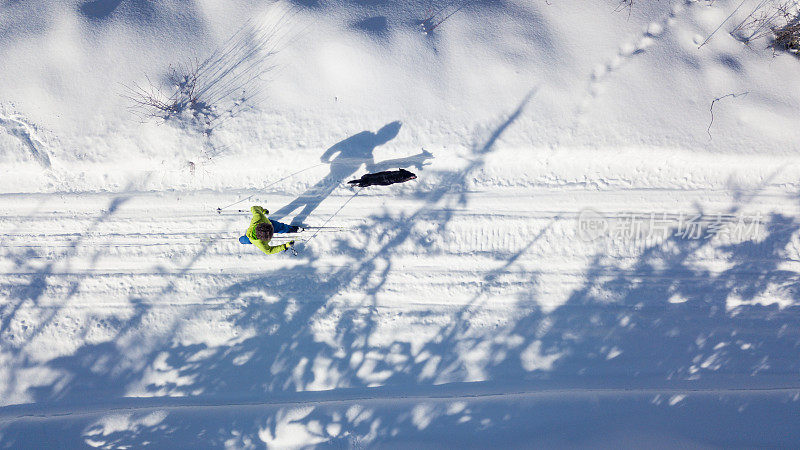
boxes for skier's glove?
[285,240,295,249]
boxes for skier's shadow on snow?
[270,121,433,225]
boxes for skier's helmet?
[255,222,274,242]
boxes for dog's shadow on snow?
[270,120,433,225]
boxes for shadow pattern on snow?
[0,195,131,402]
[2,91,800,447]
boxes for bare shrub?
[123,4,303,134]
[124,59,215,132]
[773,20,800,53]
[731,0,800,55]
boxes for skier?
[347,168,417,188]
[240,205,299,255]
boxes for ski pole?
[216,162,326,213]
[302,187,363,248]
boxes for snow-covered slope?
[1,0,800,447]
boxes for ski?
[238,226,352,244]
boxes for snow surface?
[2,0,800,447]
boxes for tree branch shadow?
[3,91,799,447]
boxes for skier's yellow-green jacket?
[247,206,292,255]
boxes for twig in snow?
[615,0,634,20]
[698,0,748,49]
[420,1,469,34]
[707,91,749,139]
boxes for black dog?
[347,169,417,188]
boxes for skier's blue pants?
[270,219,294,234]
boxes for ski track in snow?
[2,183,800,394]
[3,383,799,423]
[3,150,800,446]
